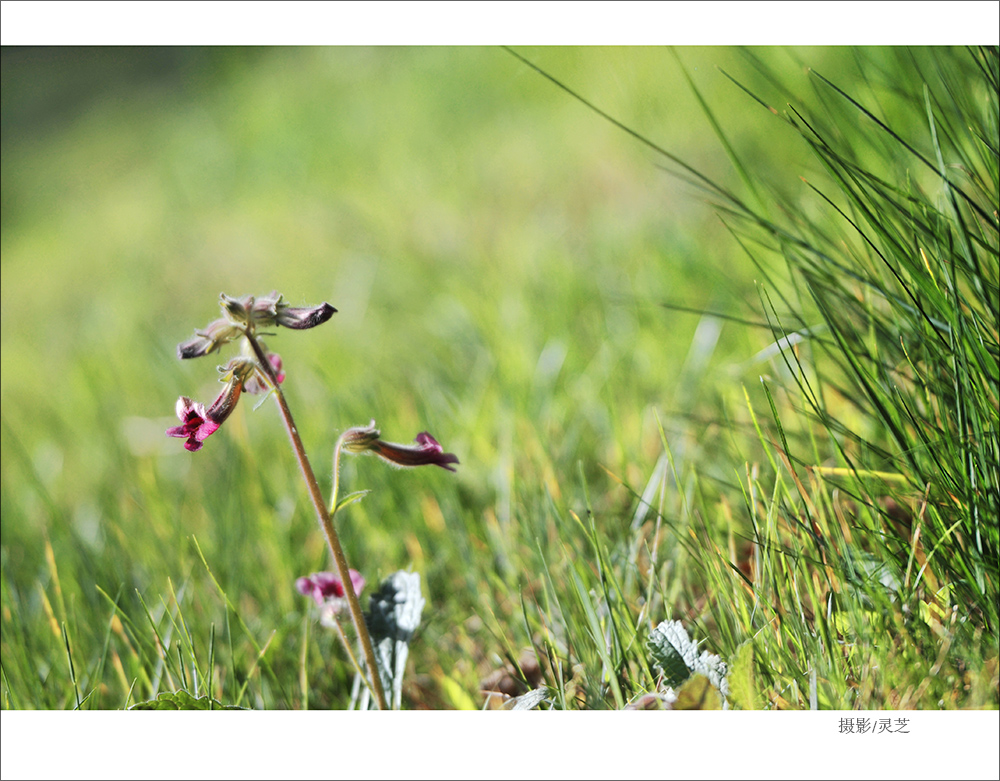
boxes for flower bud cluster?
[167,292,335,451]
[178,292,336,360]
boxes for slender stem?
[245,333,388,711]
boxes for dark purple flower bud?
[275,301,337,330]
[244,292,336,330]
[178,335,214,360]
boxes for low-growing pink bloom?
[342,421,459,472]
[296,570,366,604]
[296,570,366,624]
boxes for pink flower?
[268,352,285,384]
[165,359,252,451]
[165,397,221,452]
[296,570,366,604]
[296,570,365,623]
[342,421,459,472]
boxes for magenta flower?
[165,397,221,452]
[342,421,459,472]
[296,570,366,624]
[296,570,366,604]
[165,359,252,451]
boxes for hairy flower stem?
[244,332,388,711]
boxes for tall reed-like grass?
[497,45,998,709]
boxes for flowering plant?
[168,292,457,709]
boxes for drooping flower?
[165,397,220,452]
[165,358,255,451]
[341,420,459,472]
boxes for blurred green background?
[1,46,881,708]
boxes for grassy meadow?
[1,45,997,716]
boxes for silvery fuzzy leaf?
[647,620,700,689]
[352,570,425,710]
[648,620,729,701]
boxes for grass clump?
[483,45,998,710]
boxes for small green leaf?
[334,490,371,514]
